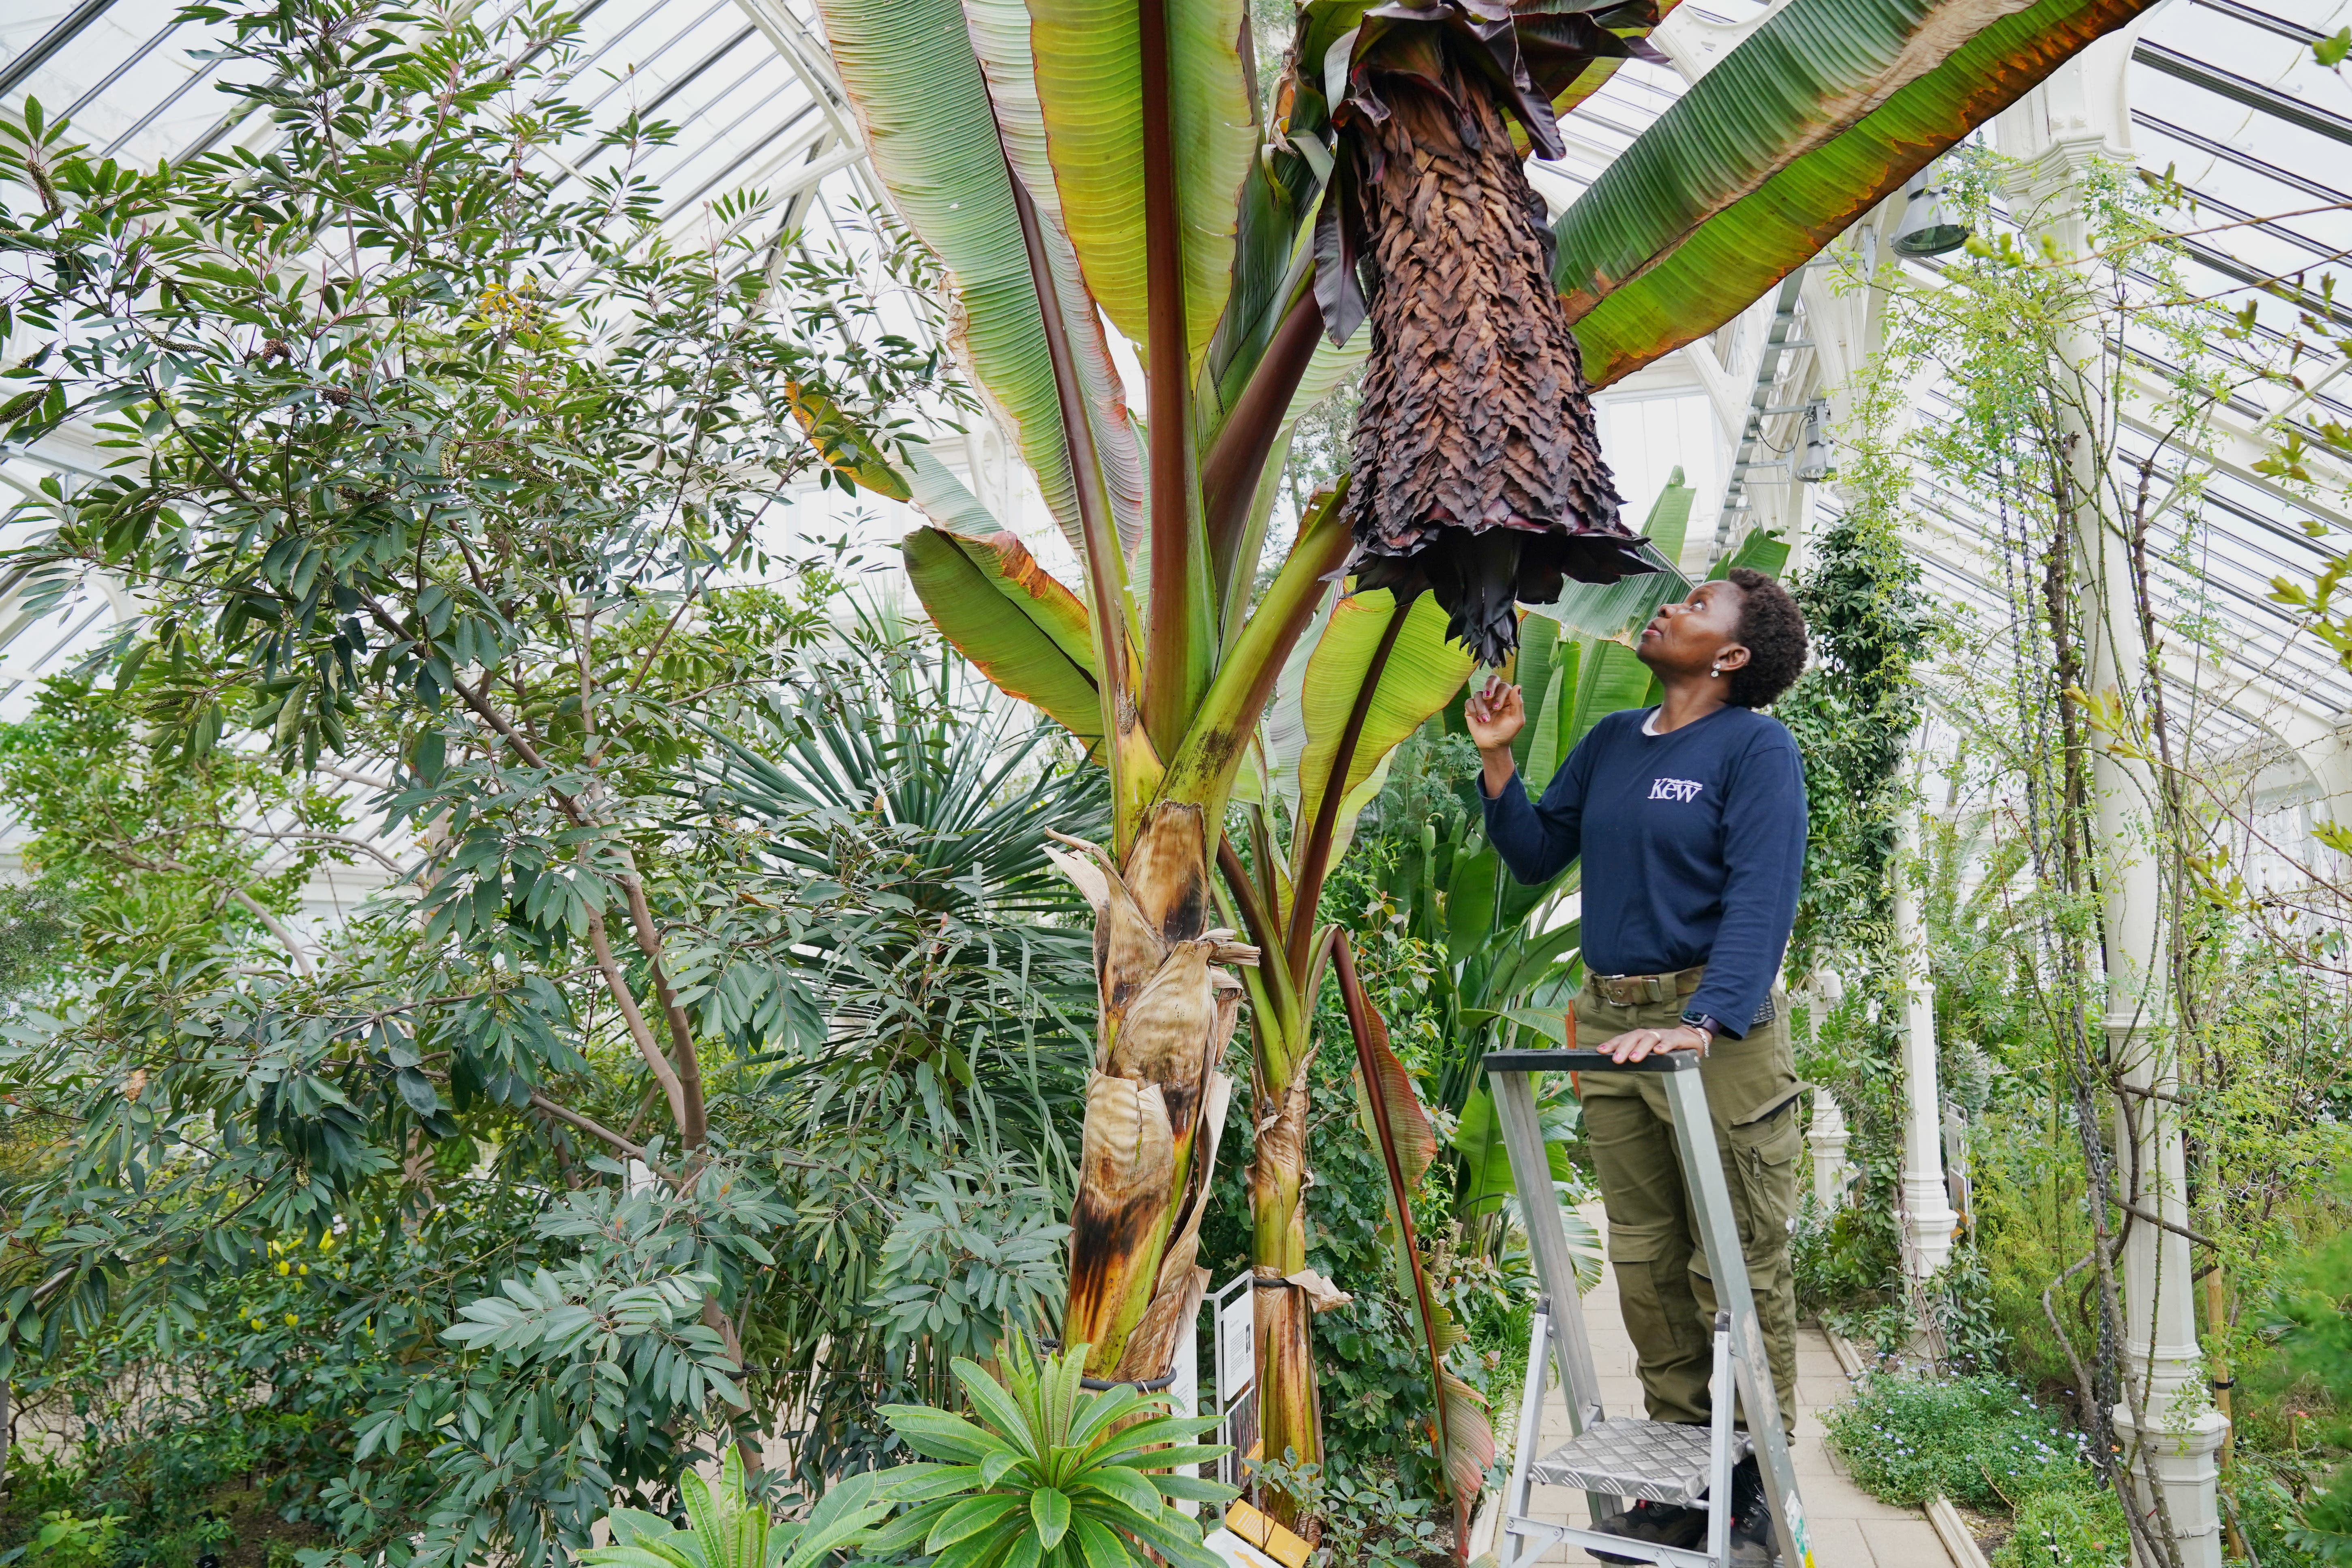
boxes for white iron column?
[1999,44,2228,1564]
[1800,971,1853,1209]
[1808,1094,1851,1210]
[1892,807,1958,1279]
[2077,408,2228,1568]
[2076,370,2228,1568]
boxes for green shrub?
[1316,1466,1442,1568]
[1234,1452,1445,1568]
[1989,1486,2128,1568]
[1792,1191,1900,1318]
[7,1512,122,1568]
[2231,1465,2335,1568]
[1825,1373,2093,1511]
[2273,1227,2352,1562]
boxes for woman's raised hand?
[1465,675,1525,752]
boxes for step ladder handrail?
[1487,1060,1616,1526]
[1659,1064,1808,1568]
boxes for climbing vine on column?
[1776,360,1934,1307]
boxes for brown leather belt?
[1591,964,1706,1007]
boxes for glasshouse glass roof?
[5,0,2352,823]
[1889,0,2352,785]
[11,3,2352,1560]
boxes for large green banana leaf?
[1509,471,1697,781]
[1452,1083,1588,1230]
[813,0,1088,550]
[1525,639,1576,793]
[902,528,1102,746]
[1292,589,1474,887]
[1023,0,1259,381]
[964,0,1150,554]
[1487,915,1586,1004]
[1712,523,1793,579]
[1570,638,1659,756]
[900,444,1008,539]
[1244,584,1327,826]
[1512,617,1572,790]
[1213,326,1368,638]
[1447,846,1501,966]
[1559,0,2159,386]
[1528,467,1698,643]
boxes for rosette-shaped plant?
[1311,0,1665,666]
[583,1452,892,1568]
[871,1335,1234,1568]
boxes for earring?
[1709,664,1722,678]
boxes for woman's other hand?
[1467,675,1524,798]
[1467,675,1525,748]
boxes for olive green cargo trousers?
[1572,979,1804,1435]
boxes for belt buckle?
[1599,973,1657,1007]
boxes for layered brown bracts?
[1315,0,1662,666]
[1049,805,1252,1382]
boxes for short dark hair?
[1722,567,1808,709]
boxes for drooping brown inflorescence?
[1319,0,1661,667]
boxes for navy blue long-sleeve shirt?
[1482,705,1807,1038]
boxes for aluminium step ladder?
[1484,1046,1814,1568]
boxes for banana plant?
[1307,472,1702,1517]
[810,0,2161,1509]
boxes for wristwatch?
[1678,1013,1720,1050]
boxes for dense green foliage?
[1786,149,2352,1566]
[0,634,1107,1568]
[1783,362,1934,979]
[1771,353,1941,1331]
[1826,1373,2135,1568]
[0,2,2337,1565]
[1193,721,1596,1502]
[0,1,1119,1560]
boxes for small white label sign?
[1217,1289,1255,1407]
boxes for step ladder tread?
[1526,1418,1754,1506]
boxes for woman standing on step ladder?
[1466,568,1811,1567]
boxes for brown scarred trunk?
[1251,1041,1319,1518]
[1053,805,1250,1382]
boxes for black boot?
[1726,1455,1777,1566]
[1587,1499,1707,1564]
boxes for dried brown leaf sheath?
[1065,1073,1176,1356]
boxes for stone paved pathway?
[1505,1207,1955,1568]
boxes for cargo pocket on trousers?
[1725,1107,1802,1249]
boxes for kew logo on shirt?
[1648,776,1704,803]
